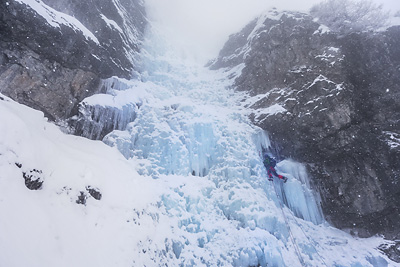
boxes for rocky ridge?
[210,9,400,239]
[0,0,146,121]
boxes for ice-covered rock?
[99,23,393,266]
[210,8,400,239]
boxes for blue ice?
[75,22,391,267]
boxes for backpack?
[264,155,276,167]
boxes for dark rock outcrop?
[0,0,146,120]
[86,186,102,200]
[23,169,44,190]
[76,191,87,205]
[211,10,400,238]
[0,45,102,120]
[379,241,400,263]
[76,186,102,204]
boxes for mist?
[144,0,400,64]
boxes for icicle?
[99,76,136,94]
[72,102,138,140]
[276,159,324,225]
[252,129,272,153]
[70,76,145,140]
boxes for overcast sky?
[144,0,400,64]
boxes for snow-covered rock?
[0,0,146,120]
[210,9,400,241]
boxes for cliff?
[210,9,400,239]
[0,0,146,121]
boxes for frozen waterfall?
[76,23,392,267]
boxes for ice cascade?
[79,24,392,266]
[70,77,145,140]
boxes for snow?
[313,24,331,34]
[384,131,400,149]
[101,14,124,34]
[216,9,310,65]
[329,47,340,52]
[247,9,309,41]
[109,0,141,55]
[15,0,100,44]
[254,103,287,118]
[82,88,145,110]
[248,10,284,42]
[307,74,335,89]
[0,16,397,267]
[0,94,160,266]
[289,65,309,74]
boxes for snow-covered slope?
[0,94,161,266]
[0,20,396,266]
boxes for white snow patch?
[0,94,160,267]
[313,24,331,35]
[100,14,124,34]
[248,10,285,42]
[92,54,100,60]
[328,47,340,52]
[15,0,99,44]
[256,103,287,117]
[384,131,400,149]
[306,74,343,91]
[289,65,308,74]
[82,85,147,109]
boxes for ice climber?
[263,154,288,183]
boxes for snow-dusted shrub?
[310,0,389,35]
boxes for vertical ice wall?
[100,23,334,265]
[70,77,145,140]
[253,132,324,225]
[275,160,324,225]
[72,22,392,267]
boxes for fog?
[144,0,400,64]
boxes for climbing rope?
[260,149,328,266]
[270,177,330,267]
[285,201,329,267]
[259,150,304,264]
[271,180,306,266]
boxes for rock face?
[0,0,146,120]
[210,10,400,238]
